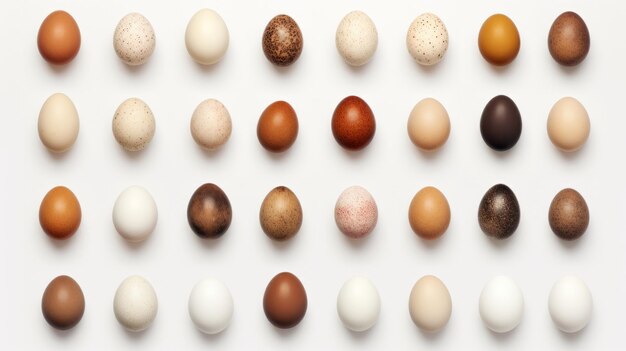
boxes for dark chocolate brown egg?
[42,275,85,330]
[478,184,520,239]
[187,183,232,239]
[257,101,299,152]
[39,186,82,240]
[37,10,81,65]
[549,188,589,240]
[262,15,303,67]
[480,95,522,151]
[548,12,590,66]
[332,96,376,150]
[263,272,307,329]
[260,186,303,241]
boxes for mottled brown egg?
[37,10,81,65]
[42,275,85,330]
[39,186,81,240]
[478,14,520,66]
[478,184,520,239]
[332,96,376,150]
[262,15,303,67]
[408,187,451,240]
[549,188,589,241]
[187,183,232,239]
[257,101,299,152]
[260,186,303,241]
[263,272,307,329]
[548,12,590,66]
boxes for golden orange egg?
[408,186,451,240]
[478,14,520,66]
[39,186,82,240]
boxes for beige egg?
[38,93,79,153]
[407,98,450,151]
[190,99,232,150]
[112,98,155,151]
[335,11,378,66]
[406,13,449,65]
[547,97,590,152]
[185,9,229,65]
[409,275,452,332]
[113,13,156,66]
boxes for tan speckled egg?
[114,13,156,66]
[547,97,590,152]
[260,186,303,242]
[407,98,450,151]
[190,99,232,150]
[112,98,156,151]
[335,11,378,66]
[407,13,449,65]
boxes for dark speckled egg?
[548,12,590,66]
[478,184,520,239]
[332,96,376,150]
[262,15,303,67]
[480,95,522,151]
[549,188,589,240]
[187,183,232,239]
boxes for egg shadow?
[487,145,519,159]
[342,230,372,249]
[50,325,79,338]
[272,325,301,338]
[557,62,584,75]
[556,233,585,250]
[117,145,149,161]
[192,56,225,74]
[268,235,297,252]
[419,325,448,342]
[194,322,231,342]
[487,326,519,342]
[197,143,228,160]
[122,325,153,341]
[345,59,374,74]
[46,62,73,75]
[264,149,292,162]
[195,234,225,250]
[340,145,372,161]
[557,325,589,342]
[417,234,446,250]
[555,145,588,161]
[487,62,515,76]
[344,325,375,341]
[119,59,151,75]
[45,146,75,161]
[48,235,75,250]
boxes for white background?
[1,0,624,350]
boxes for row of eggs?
[39,183,589,243]
[38,9,591,68]
[41,273,593,335]
[38,94,591,154]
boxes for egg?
[479,276,524,333]
[549,188,589,241]
[39,186,81,240]
[190,99,232,150]
[332,96,376,150]
[337,277,380,332]
[113,13,156,66]
[257,101,299,152]
[187,183,232,239]
[113,275,158,332]
[185,9,229,65]
[408,186,450,240]
[334,186,378,239]
[38,93,79,153]
[260,186,303,241]
[112,186,158,243]
[112,98,156,152]
[478,14,520,66]
[407,98,450,151]
[41,275,85,330]
[406,13,449,65]
[188,278,234,335]
[37,10,81,65]
[408,275,452,333]
[549,275,592,333]
[262,15,303,67]
[547,97,590,152]
[478,184,520,239]
[335,11,378,66]
[263,272,307,329]
[480,95,522,151]
[548,12,590,66]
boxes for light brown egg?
[547,97,590,152]
[407,98,450,151]
[260,186,303,241]
[408,186,450,240]
[409,275,452,333]
[39,186,81,240]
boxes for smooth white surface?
[479,275,525,333]
[549,275,593,333]
[112,185,158,242]
[1,0,625,349]
[188,278,234,335]
[337,276,380,332]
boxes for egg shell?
[262,15,303,66]
[188,278,234,335]
[37,10,81,65]
[478,184,520,239]
[114,13,156,66]
[113,275,158,332]
[336,11,378,66]
[112,98,156,152]
[406,13,449,65]
[337,277,380,332]
[332,96,376,150]
[407,98,450,151]
[190,99,232,150]
[38,93,79,153]
[112,186,158,242]
[479,276,524,333]
[263,272,307,329]
[549,188,589,241]
[334,186,378,239]
[480,95,522,151]
[185,9,229,65]
[408,186,450,240]
[39,186,81,240]
[257,101,299,152]
[478,14,520,66]
[549,275,592,333]
[187,183,232,239]
[260,186,303,241]
[408,275,452,333]
[547,97,590,152]
[41,275,85,330]
[548,12,590,66]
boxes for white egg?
[185,9,229,65]
[337,276,380,332]
[113,13,156,66]
[479,276,524,333]
[335,11,378,66]
[190,99,232,150]
[112,97,156,152]
[112,186,158,242]
[188,278,234,334]
[38,93,79,153]
[113,275,158,332]
[406,13,449,65]
[549,275,592,333]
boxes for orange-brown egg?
[39,186,81,240]
[37,10,81,65]
[408,186,450,240]
[478,14,520,66]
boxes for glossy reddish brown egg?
[37,10,81,65]
[257,101,299,152]
[331,96,376,150]
[39,186,82,240]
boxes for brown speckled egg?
[549,188,589,241]
[39,186,81,240]
[260,186,303,241]
[548,12,590,66]
[478,14,520,66]
[37,10,81,65]
[42,275,85,330]
[187,183,232,239]
[113,13,156,66]
[478,184,520,239]
[332,96,376,150]
[408,186,450,240]
[262,15,303,67]
[257,101,299,152]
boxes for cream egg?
[185,9,229,65]
[112,186,157,242]
[112,97,156,151]
[113,13,156,66]
[406,13,449,65]
[547,97,590,152]
[549,275,592,333]
[337,277,380,332]
[407,98,450,151]
[190,99,232,150]
[334,186,378,239]
[113,275,158,332]
[479,276,524,333]
[408,275,452,332]
[335,11,378,66]
[189,278,234,335]
[38,93,79,153]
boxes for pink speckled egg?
[335,186,378,239]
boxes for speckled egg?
[190,99,232,150]
[113,275,158,332]
[260,186,303,241]
[478,184,520,239]
[406,13,449,66]
[335,186,378,239]
[262,15,303,67]
[113,13,156,66]
[112,98,155,152]
[549,188,589,241]
[548,12,590,66]
[336,11,378,66]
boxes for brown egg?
[478,14,520,66]
[548,12,590,66]
[549,188,589,241]
[42,275,85,330]
[262,15,303,67]
[37,10,81,65]
[257,101,299,152]
[260,186,303,241]
[263,272,307,329]
[187,183,232,239]
[408,186,451,240]
[332,96,376,150]
[39,186,81,240]
[478,184,520,239]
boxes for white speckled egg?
[406,13,449,65]
[113,275,158,332]
[185,9,229,65]
[38,93,79,153]
[335,186,378,239]
[112,98,156,152]
[190,99,232,150]
[188,278,234,335]
[112,186,158,242]
[336,11,378,66]
[113,13,156,66]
